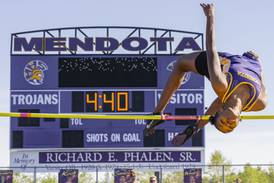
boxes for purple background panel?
[39,151,201,164]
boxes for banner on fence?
[184,168,202,183]
[0,170,13,183]
[114,169,138,183]
[58,169,78,183]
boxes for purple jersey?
[218,52,262,111]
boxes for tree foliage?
[79,172,95,183]
[204,151,274,183]
[39,174,56,183]
[13,172,33,183]
[207,150,232,182]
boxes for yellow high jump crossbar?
[0,112,273,121]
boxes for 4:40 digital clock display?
[71,91,145,113]
[86,91,128,112]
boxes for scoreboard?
[10,27,205,169]
[11,55,204,148]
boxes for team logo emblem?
[166,60,191,85]
[24,60,48,85]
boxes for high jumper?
[144,3,267,146]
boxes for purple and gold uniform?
[195,51,262,111]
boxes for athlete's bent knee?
[176,56,193,72]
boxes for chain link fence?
[0,164,274,183]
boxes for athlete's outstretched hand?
[172,124,199,146]
[172,117,213,146]
[200,3,215,17]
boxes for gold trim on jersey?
[237,71,260,84]
[221,72,257,112]
[244,89,261,112]
[221,72,233,103]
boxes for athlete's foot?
[144,125,155,136]
[144,113,165,136]
[144,119,164,136]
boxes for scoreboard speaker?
[60,118,69,128]
[131,91,144,112]
[143,129,165,147]
[62,130,84,148]
[175,108,197,126]
[44,118,56,122]
[12,131,23,148]
[72,92,84,112]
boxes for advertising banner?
[184,168,202,183]
[10,149,204,172]
[114,169,136,183]
[0,170,13,183]
[58,169,78,183]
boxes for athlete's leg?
[144,51,203,136]
[154,51,202,113]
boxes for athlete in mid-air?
[144,3,267,146]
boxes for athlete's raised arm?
[201,3,227,98]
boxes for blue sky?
[0,0,274,166]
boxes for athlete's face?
[214,106,240,133]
